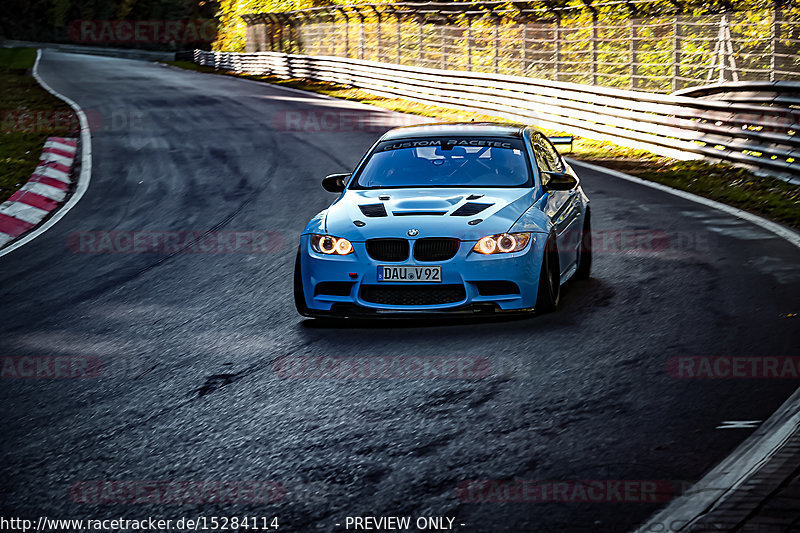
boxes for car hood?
[319,188,538,241]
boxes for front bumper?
[298,234,547,316]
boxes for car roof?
[379,122,529,141]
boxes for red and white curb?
[0,49,92,258]
[0,137,77,248]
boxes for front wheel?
[536,236,560,313]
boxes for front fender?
[301,210,327,236]
[509,195,551,235]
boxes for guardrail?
[188,50,799,182]
[1,39,176,61]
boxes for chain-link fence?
[242,3,800,93]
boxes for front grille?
[359,204,387,217]
[366,238,409,262]
[413,238,460,261]
[475,281,520,296]
[315,281,355,297]
[451,202,493,217]
[361,285,466,306]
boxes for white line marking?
[0,202,49,224]
[634,389,800,532]
[20,182,67,202]
[568,159,800,249]
[717,420,762,430]
[0,49,93,258]
[0,234,12,247]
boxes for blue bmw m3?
[294,122,591,318]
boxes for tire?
[536,235,560,313]
[575,210,592,280]
[293,248,311,317]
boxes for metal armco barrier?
[190,50,799,182]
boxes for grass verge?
[1,48,78,203]
[166,61,800,229]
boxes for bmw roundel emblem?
[407,229,419,237]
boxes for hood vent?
[451,202,493,217]
[359,203,387,217]
[392,211,447,216]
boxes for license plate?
[378,265,441,283]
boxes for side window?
[532,137,553,173]
[540,136,563,172]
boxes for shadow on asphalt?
[298,276,610,330]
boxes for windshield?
[351,137,531,189]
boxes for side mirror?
[322,173,349,193]
[542,171,578,191]
[547,135,574,153]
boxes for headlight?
[473,233,531,254]
[311,234,354,255]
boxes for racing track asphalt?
[0,50,798,532]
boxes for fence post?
[395,10,401,64]
[629,15,637,89]
[591,10,598,85]
[672,14,681,92]
[493,20,500,73]
[467,16,473,71]
[329,14,336,56]
[373,8,382,63]
[357,9,365,60]
[441,23,447,70]
[521,22,527,76]
[335,8,349,58]
[770,0,782,81]
[418,16,424,65]
[554,18,561,82]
